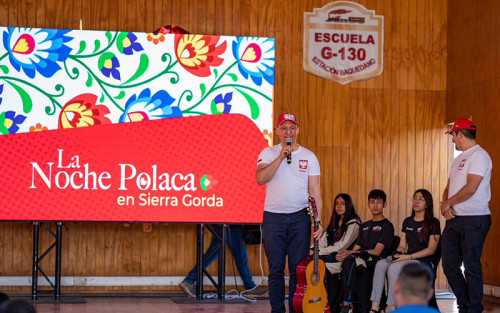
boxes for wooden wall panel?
[0,0,449,291]
[447,0,500,287]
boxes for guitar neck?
[313,219,320,275]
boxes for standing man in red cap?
[441,118,492,313]
[256,113,323,313]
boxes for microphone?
[286,137,292,164]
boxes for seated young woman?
[318,193,361,313]
[369,189,441,313]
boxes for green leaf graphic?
[85,73,93,87]
[210,100,219,115]
[116,32,128,54]
[213,68,218,79]
[6,81,33,114]
[114,91,126,100]
[0,112,9,134]
[105,31,112,43]
[77,41,86,54]
[122,54,149,85]
[228,73,238,82]
[236,88,259,120]
[200,83,206,97]
[93,40,101,53]
[0,65,9,74]
[98,52,115,70]
[99,93,105,103]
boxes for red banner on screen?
[0,114,267,223]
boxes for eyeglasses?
[278,126,297,133]
[412,196,425,203]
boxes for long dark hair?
[411,189,436,243]
[327,193,361,240]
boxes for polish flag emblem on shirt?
[299,160,308,169]
[373,226,382,231]
[417,227,422,233]
[459,159,466,169]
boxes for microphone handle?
[286,139,292,164]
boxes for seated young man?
[336,189,395,313]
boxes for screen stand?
[31,222,63,301]
[195,224,227,301]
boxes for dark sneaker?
[179,280,195,297]
[340,301,353,313]
[244,286,268,298]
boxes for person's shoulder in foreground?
[392,304,440,313]
[392,263,438,313]
[0,299,37,313]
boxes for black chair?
[389,236,401,254]
[428,238,442,311]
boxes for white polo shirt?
[449,144,492,216]
[257,144,320,214]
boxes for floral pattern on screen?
[0,27,274,142]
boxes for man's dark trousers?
[262,210,311,313]
[442,215,491,313]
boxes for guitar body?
[292,256,311,313]
[293,256,328,313]
[303,257,327,313]
[292,197,329,313]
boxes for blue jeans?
[442,215,491,313]
[185,225,256,290]
[262,210,311,313]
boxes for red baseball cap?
[276,113,298,127]
[445,118,477,134]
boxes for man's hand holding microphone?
[285,137,292,164]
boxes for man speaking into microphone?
[256,112,323,313]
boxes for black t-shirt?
[402,217,441,263]
[356,218,394,258]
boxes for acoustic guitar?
[292,197,329,313]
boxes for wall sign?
[304,1,384,84]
